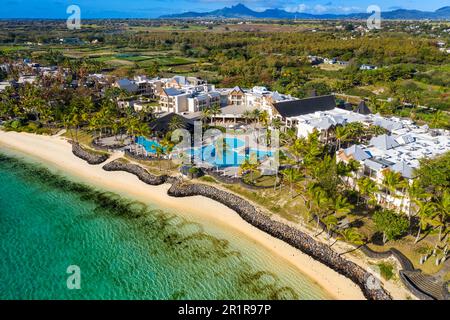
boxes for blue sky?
[0,0,448,18]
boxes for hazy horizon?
[0,1,448,19]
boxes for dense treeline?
[0,20,448,122]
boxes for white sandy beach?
[0,130,370,300]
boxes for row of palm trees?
[356,168,448,246]
[276,129,448,250]
[200,104,221,125]
[333,122,387,151]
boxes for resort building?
[114,76,163,97]
[165,75,207,89]
[228,86,246,106]
[133,76,163,97]
[272,95,338,137]
[337,119,450,212]
[158,88,191,113]
[187,91,221,113]
[114,78,138,94]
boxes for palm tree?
[153,145,166,172]
[271,117,282,130]
[382,170,403,206]
[258,110,270,128]
[209,105,221,125]
[347,159,361,180]
[281,167,302,197]
[201,108,211,125]
[125,116,139,152]
[368,125,387,137]
[406,180,430,219]
[435,191,449,242]
[346,122,365,143]
[168,115,185,132]
[242,110,253,124]
[414,201,438,244]
[160,134,175,169]
[135,122,151,155]
[88,113,102,139]
[340,228,367,246]
[357,177,379,207]
[239,156,259,183]
[62,114,74,140]
[251,109,262,126]
[323,215,338,238]
[69,111,82,142]
[307,184,331,232]
[338,228,368,254]
[335,125,349,150]
[215,137,232,164]
[332,195,354,217]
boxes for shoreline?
[0,130,368,300]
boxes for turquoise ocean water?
[0,150,330,300]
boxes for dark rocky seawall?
[98,159,391,300]
[71,142,109,165]
[168,181,391,300]
[103,160,177,185]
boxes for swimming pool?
[182,145,273,168]
[137,136,274,167]
[136,137,163,154]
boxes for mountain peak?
[232,3,249,9]
[227,3,254,14]
[436,6,450,12]
[160,5,450,20]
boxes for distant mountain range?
[160,3,450,20]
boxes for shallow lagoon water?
[0,151,329,300]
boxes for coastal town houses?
[114,76,163,98]
[133,76,163,97]
[166,75,206,89]
[114,78,138,94]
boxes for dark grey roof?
[355,101,372,115]
[150,113,194,133]
[337,101,353,111]
[273,95,336,118]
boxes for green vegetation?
[377,262,395,281]
[0,19,448,128]
[0,19,448,282]
[199,176,217,183]
[373,210,410,244]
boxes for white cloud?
[313,4,328,13]
[285,3,308,13]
